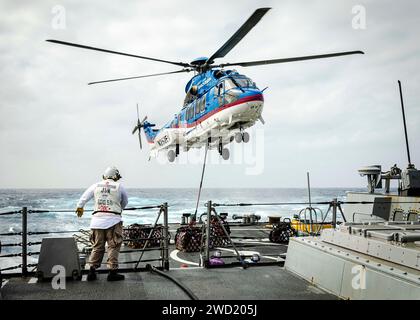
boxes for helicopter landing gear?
[208,136,218,144]
[221,148,230,160]
[235,132,250,143]
[218,137,230,160]
[167,150,176,162]
[167,144,180,162]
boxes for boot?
[87,267,97,281]
[107,270,125,281]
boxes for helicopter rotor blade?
[132,103,141,134]
[87,69,192,85]
[216,50,364,68]
[205,7,271,65]
[46,39,191,68]
[137,115,148,149]
[138,129,143,150]
[133,104,143,150]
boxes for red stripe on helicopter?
[147,93,263,143]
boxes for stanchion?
[134,204,164,270]
[212,208,246,267]
[332,198,337,228]
[205,200,211,265]
[21,207,28,277]
[162,202,170,270]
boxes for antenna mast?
[307,171,312,208]
[398,80,412,167]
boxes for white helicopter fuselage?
[148,94,264,158]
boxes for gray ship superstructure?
[286,164,420,299]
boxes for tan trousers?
[89,222,123,270]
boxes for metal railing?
[0,203,170,278]
[3,197,418,277]
[197,199,351,269]
[210,199,344,227]
[199,200,289,269]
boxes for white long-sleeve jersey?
[77,180,128,229]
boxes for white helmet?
[102,166,122,181]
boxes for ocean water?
[0,187,363,270]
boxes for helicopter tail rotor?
[132,103,147,150]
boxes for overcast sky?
[0,0,419,188]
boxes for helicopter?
[46,7,363,162]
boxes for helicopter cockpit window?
[200,95,206,113]
[190,105,195,119]
[224,79,246,104]
[231,77,255,88]
[186,106,192,120]
[195,99,201,115]
[224,79,236,91]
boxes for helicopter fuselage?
[143,69,264,159]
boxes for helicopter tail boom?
[143,122,158,145]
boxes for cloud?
[0,0,419,188]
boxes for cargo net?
[175,216,231,252]
[175,225,203,252]
[208,216,231,247]
[269,219,297,243]
[123,223,164,248]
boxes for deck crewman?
[75,166,128,281]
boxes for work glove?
[76,207,84,218]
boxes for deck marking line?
[1,280,9,288]
[170,249,200,266]
[28,277,38,284]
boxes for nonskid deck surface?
[1,267,335,300]
[1,223,336,299]
[90,223,289,269]
[167,223,287,268]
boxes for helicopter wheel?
[218,138,223,155]
[221,148,230,160]
[235,132,242,143]
[242,132,250,143]
[167,150,176,162]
